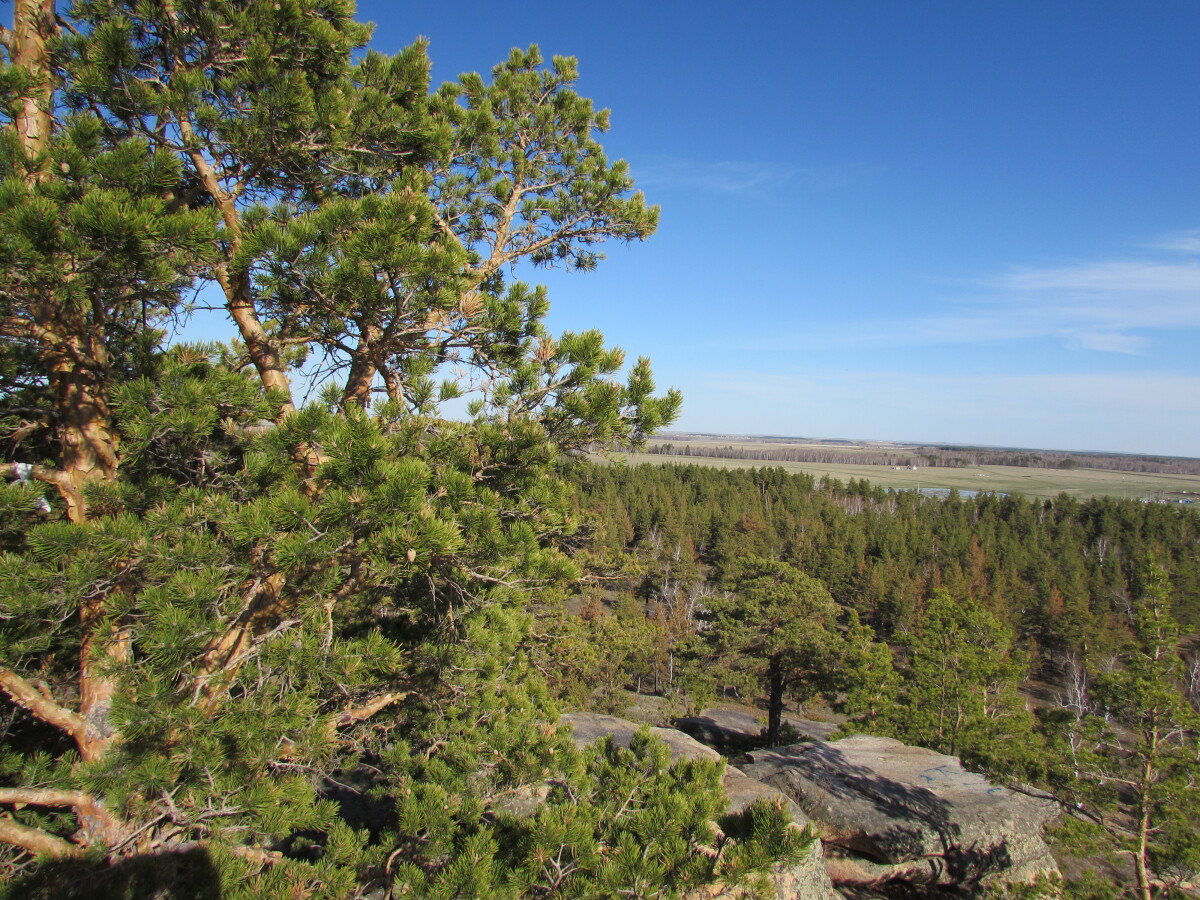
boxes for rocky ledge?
[742,735,1060,892]
[561,712,1061,898]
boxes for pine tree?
[693,556,843,745]
[893,588,1034,768]
[0,5,790,897]
[1081,564,1200,900]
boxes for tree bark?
[0,666,88,746]
[11,0,55,183]
[0,788,123,847]
[342,324,382,409]
[1133,735,1158,900]
[766,653,786,746]
[77,603,129,762]
[225,279,295,414]
[0,817,82,859]
[175,114,296,416]
[192,573,288,712]
[47,342,119,522]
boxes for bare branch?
[331,691,408,731]
[0,665,88,745]
[0,815,82,858]
[0,461,68,488]
[0,787,123,845]
[228,843,283,866]
[0,461,83,514]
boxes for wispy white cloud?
[1145,229,1200,255]
[996,260,1200,296]
[1072,332,1148,355]
[742,237,1200,355]
[631,157,872,194]
[978,256,1200,352]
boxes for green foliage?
[537,596,655,714]
[833,610,903,733]
[564,463,1200,895]
[1064,564,1200,896]
[4,3,1197,895]
[892,588,1036,766]
[430,45,659,273]
[690,556,843,744]
[0,4,703,896]
[392,728,812,899]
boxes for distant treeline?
[646,441,1200,475]
[567,461,1200,660]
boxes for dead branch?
[0,461,67,488]
[331,691,408,732]
[228,843,282,866]
[0,461,82,514]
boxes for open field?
[645,435,917,456]
[611,452,1200,502]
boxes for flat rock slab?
[741,735,1059,888]
[560,712,722,762]
[675,709,762,751]
[782,716,841,741]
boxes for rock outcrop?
[560,713,838,900]
[741,735,1060,892]
[557,713,1061,895]
[675,708,840,750]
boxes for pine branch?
[0,665,88,746]
[0,816,82,858]
[331,691,408,731]
[0,460,68,488]
[0,788,122,843]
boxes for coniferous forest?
[558,463,1200,898]
[1,3,1198,899]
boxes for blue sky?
[355,1,1200,456]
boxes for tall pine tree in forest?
[693,556,844,745]
[1063,564,1200,900]
[0,5,814,897]
[890,588,1040,777]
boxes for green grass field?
[610,450,1200,502]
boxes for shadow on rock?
[741,736,1057,892]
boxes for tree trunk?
[48,342,119,522]
[766,653,786,746]
[77,599,129,762]
[1133,740,1157,900]
[224,275,295,415]
[11,0,55,183]
[176,116,296,417]
[9,1,128,761]
[341,323,383,409]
